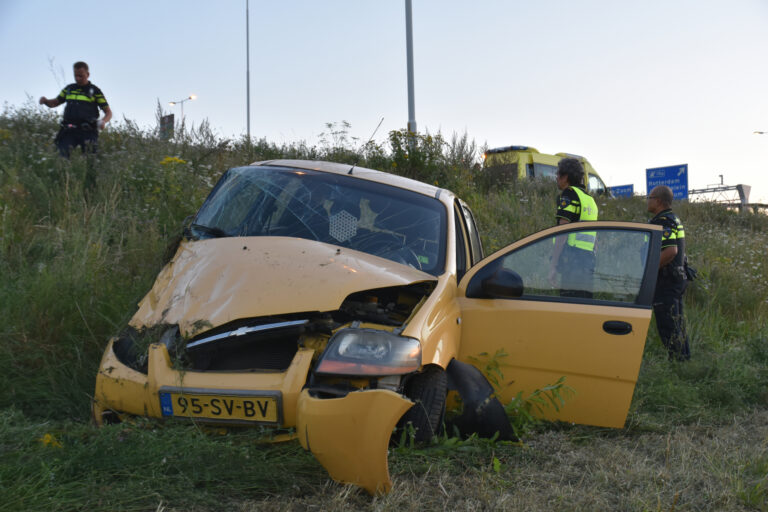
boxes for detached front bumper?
[95,338,415,495]
[297,388,413,495]
[93,338,314,426]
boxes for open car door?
[457,221,663,428]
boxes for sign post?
[160,114,174,140]
[646,164,688,200]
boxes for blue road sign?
[646,164,688,200]
[609,184,634,198]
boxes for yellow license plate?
[159,388,281,424]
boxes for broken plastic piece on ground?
[297,388,413,495]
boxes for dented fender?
[297,389,413,495]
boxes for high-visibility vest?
[566,187,598,251]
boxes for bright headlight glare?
[315,328,421,376]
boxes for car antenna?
[349,117,384,174]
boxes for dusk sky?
[2,0,767,201]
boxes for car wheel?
[397,365,447,443]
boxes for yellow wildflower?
[40,433,63,448]
[160,156,187,165]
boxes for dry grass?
[217,410,768,512]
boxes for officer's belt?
[660,265,686,280]
[61,121,96,131]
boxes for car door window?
[469,228,655,306]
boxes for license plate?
[159,387,281,424]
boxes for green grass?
[1,102,768,510]
[0,408,325,512]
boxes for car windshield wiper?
[189,223,230,239]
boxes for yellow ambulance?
[482,145,610,195]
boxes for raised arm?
[39,96,63,108]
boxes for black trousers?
[56,127,98,158]
[559,246,595,298]
[653,280,690,361]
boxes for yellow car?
[93,160,662,494]
[483,145,610,195]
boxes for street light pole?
[169,95,197,129]
[246,0,251,143]
[405,0,416,136]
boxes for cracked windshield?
[192,166,447,274]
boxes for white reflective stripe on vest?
[574,232,596,243]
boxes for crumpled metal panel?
[297,388,413,495]
[131,237,434,337]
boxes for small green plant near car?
[468,349,575,438]
[467,349,508,391]
[503,377,573,436]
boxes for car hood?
[131,236,435,337]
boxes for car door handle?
[603,321,633,335]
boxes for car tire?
[397,365,447,443]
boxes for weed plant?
[1,101,767,510]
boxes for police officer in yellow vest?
[39,61,112,157]
[548,158,598,298]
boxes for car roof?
[250,159,449,200]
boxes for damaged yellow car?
[93,160,663,495]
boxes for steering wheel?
[352,232,401,254]
[262,209,327,241]
[384,246,423,271]
[352,233,423,271]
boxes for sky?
[2,0,768,201]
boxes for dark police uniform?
[555,185,598,298]
[650,209,690,361]
[55,82,109,157]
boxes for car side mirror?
[181,214,195,239]
[481,268,524,299]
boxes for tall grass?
[2,100,768,422]
[1,101,768,509]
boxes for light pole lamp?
[754,130,767,135]
[169,94,197,124]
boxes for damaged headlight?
[314,328,421,376]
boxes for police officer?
[39,61,112,157]
[548,157,598,298]
[647,185,690,361]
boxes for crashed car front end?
[93,240,443,493]
[94,163,455,494]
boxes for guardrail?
[688,185,767,214]
[688,184,751,205]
